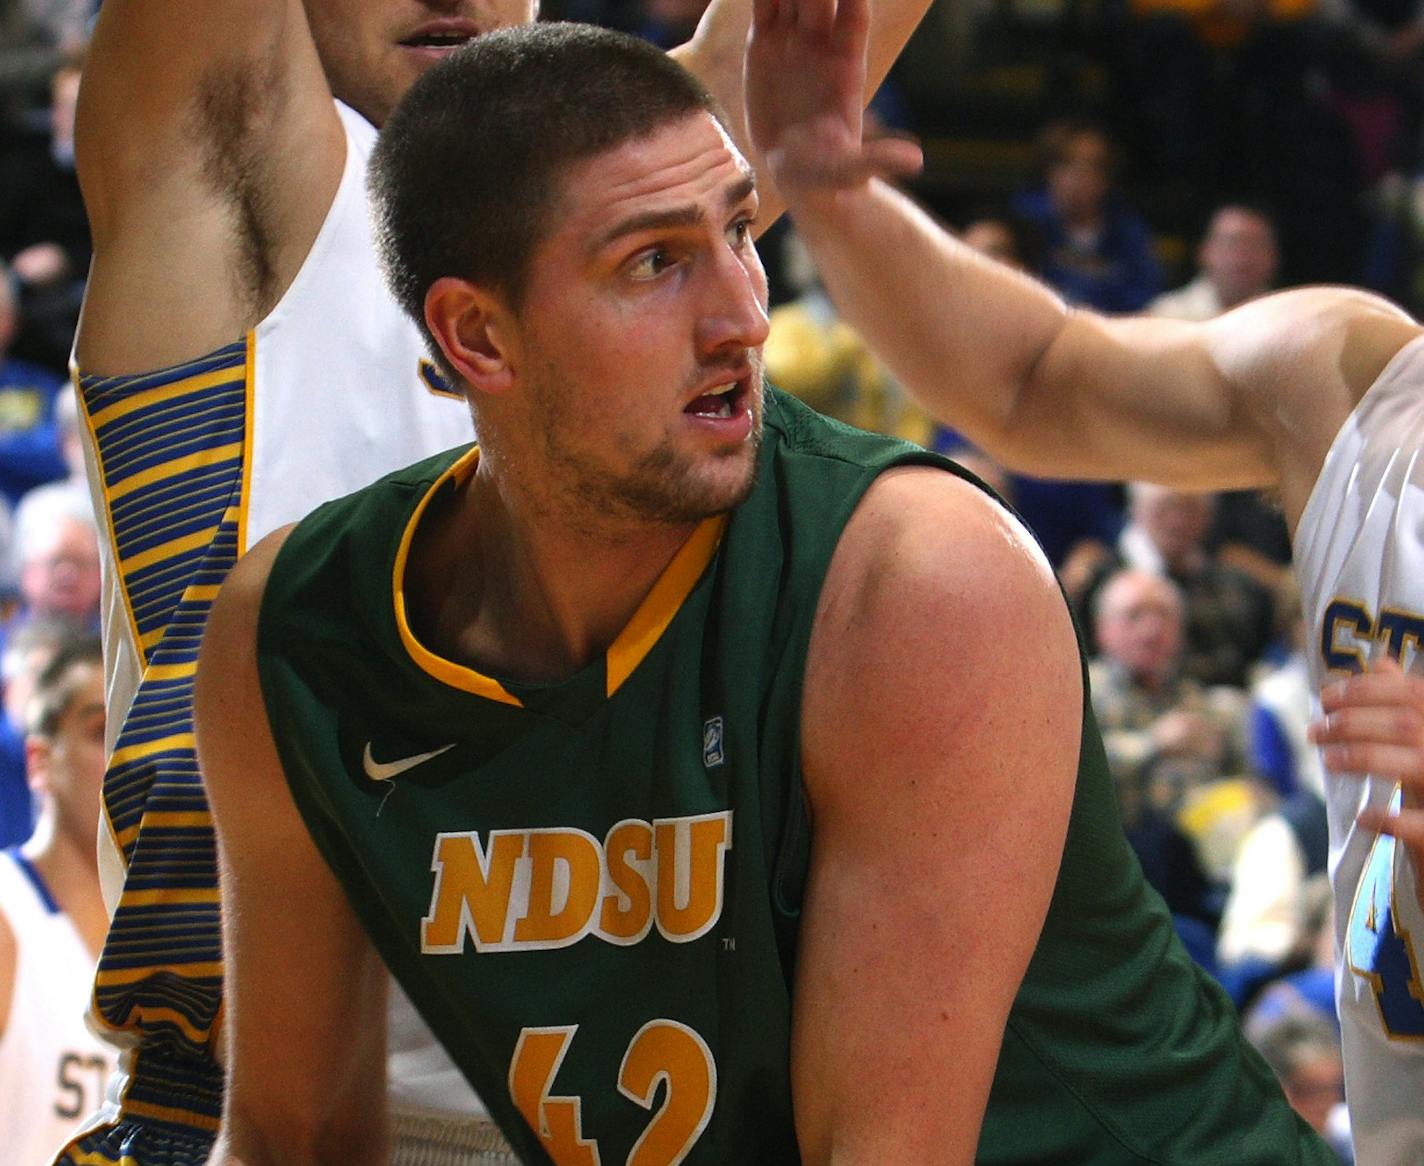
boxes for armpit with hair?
[188,60,287,320]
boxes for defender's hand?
[745,0,922,203]
[1312,656,1424,910]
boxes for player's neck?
[21,809,107,957]
[409,464,700,684]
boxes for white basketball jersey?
[245,103,472,545]
[0,852,115,1165]
[1294,333,1424,1165]
[80,102,487,1132]
[90,101,472,781]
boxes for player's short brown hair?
[370,22,726,373]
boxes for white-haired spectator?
[1,485,98,660]
[1245,1009,1350,1161]
[1081,482,1277,688]
[1150,204,1280,323]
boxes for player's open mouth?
[684,381,746,420]
[399,22,480,53]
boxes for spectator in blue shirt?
[1011,119,1163,314]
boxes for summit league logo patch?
[703,716,724,768]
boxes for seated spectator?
[1089,567,1251,807]
[1009,119,1162,313]
[1089,568,1255,911]
[0,633,116,1160]
[1149,205,1294,602]
[0,268,67,507]
[1150,202,1280,321]
[0,489,99,662]
[1085,482,1277,687]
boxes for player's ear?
[24,735,52,798]
[424,277,517,395]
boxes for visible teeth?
[714,399,732,418]
[709,383,736,396]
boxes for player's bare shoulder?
[1211,286,1419,411]
[813,464,1060,624]
[802,464,1080,804]
[1205,287,1422,525]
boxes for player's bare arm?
[745,0,1420,509]
[195,528,390,1166]
[75,0,345,373]
[793,466,1080,1161]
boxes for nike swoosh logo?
[362,741,457,782]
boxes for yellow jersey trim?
[392,446,524,706]
[605,515,725,697]
[238,331,256,555]
[393,449,725,702]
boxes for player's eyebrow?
[596,173,758,250]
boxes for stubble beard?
[535,368,765,533]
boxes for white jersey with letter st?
[1295,334,1424,1165]
[81,101,489,1135]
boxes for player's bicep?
[792,469,1080,1163]
[197,529,389,1164]
[1011,310,1277,489]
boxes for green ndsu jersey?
[258,389,1328,1165]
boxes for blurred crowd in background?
[8,0,1424,1155]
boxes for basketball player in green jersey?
[194,26,1330,1164]
[64,3,931,1163]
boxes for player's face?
[503,112,769,528]
[28,662,105,846]
[304,0,537,127]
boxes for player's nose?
[698,247,770,354]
